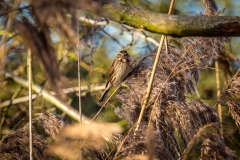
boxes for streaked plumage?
[99,50,133,103]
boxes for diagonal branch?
[0,85,105,108]
[4,70,89,122]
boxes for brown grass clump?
[34,112,65,140]
[0,128,49,160]
[162,100,220,146]
[219,69,240,130]
[115,33,234,159]
[117,36,224,122]
[0,112,64,159]
[115,122,179,160]
[181,123,235,160]
[200,136,236,160]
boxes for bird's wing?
[105,59,116,87]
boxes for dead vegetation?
[0,0,239,160]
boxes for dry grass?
[0,112,64,159]
[16,19,61,91]
[181,123,236,160]
[48,122,122,160]
[115,122,179,160]
[116,34,235,159]
[34,112,65,140]
[0,112,122,160]
[219,69,240,130]
[200,136,236,160]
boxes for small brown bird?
[99,50,133,103]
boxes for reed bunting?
[99,50,133,103]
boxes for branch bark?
[83,2,240,37]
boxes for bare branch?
[0,85,105,108]
[78,16,159,46]
[4,71,89,122]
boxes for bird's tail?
[98,88,110,103]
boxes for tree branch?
[0,85,105,108]
[87,2,240,37]
[4,71,89,122]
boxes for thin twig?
[78,16,159,46]
[27,48,33,160]
[134,35,165,133]
[91,85,121,122]
[0,5,30,16]
[0,87,21,135]
[0,1,21,131]
[77,84,122,154]
[0,0,20,81]
[102,30,124,47]
[215,61,222,122]
[78,16,108,26]
[76,11,82,124]
[0,85,105,108]
[134,0,175,134]
[164,36,169,54]
[76,9,83,160]
[113,124,136,160]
